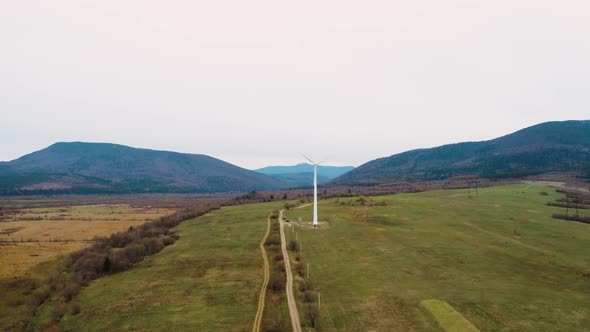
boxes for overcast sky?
[1,1,588,169]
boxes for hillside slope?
[332,120,590,185]
[0,142,287,194]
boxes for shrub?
[298,279,312,293]
[264,326,283,332]
[52,302,67,321]
[63,282,81,302]
[273,253,284,262]
[70,301,81,315]
[30,285,50,306]
[264,236,280,247]
[268,274,285,292]
[287,240,299,252]
[73,250,104,284]
[122,243,147,262]
[552,213,590,224]
[109,231,135,248]
[110,254,131,272]
[303,290,316,303]
[162,236,175,246]
[102,256,111,273]
[141,237,164,255]
[304,303,320,328]
[274,262,285,273]
[294,262,305,277]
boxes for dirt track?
[280,209,302,332]
[252,215,271,332]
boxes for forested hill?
[331,120,590,185]
[0,142,288,195]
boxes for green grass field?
[25,183,589,331]
[57,202,282,331]
[284,184,590,331]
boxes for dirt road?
[252,215,271,332]
[279,209,302,332]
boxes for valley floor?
[20,183,590,331]
[57,202,283,331]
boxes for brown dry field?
[0,204,175,279]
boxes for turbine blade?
[301,153,315,164]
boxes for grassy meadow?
[6,183,590,331]
[0,205,175,279]
[284,183,590,331]
[0,203,175,331]
[57,202,282,331]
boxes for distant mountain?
[0,142,288,195]
[332,120,590,185]
[261,172,331,188]
[255,163,354,187]
[256,163,354,179]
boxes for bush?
[298,279,312,293]
[30,285,50,306]
[109,231,136,248]
[552,213,590,224]
[273,253,284,262]
[142,237,164,255]
[70,301,81,315]
[287,240,299,252]
[122,243,147,262]
[63,282,81,302]
[274,262,285,273]
[263,326,283,332]
[294,262,305,277]
[102,256,111,273]
[304,303,320,328]
[110,254,131,272]
[264,236,280,247]
[268,274,285,292]
[52,302,67,321]
[73,249,104,284]
[162,236,175,246]
[303,290,316,303]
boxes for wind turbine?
[302,155,323,228]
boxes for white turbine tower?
[303,155,322,228]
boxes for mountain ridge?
[0,142,288,195]
[331,120,590,185]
